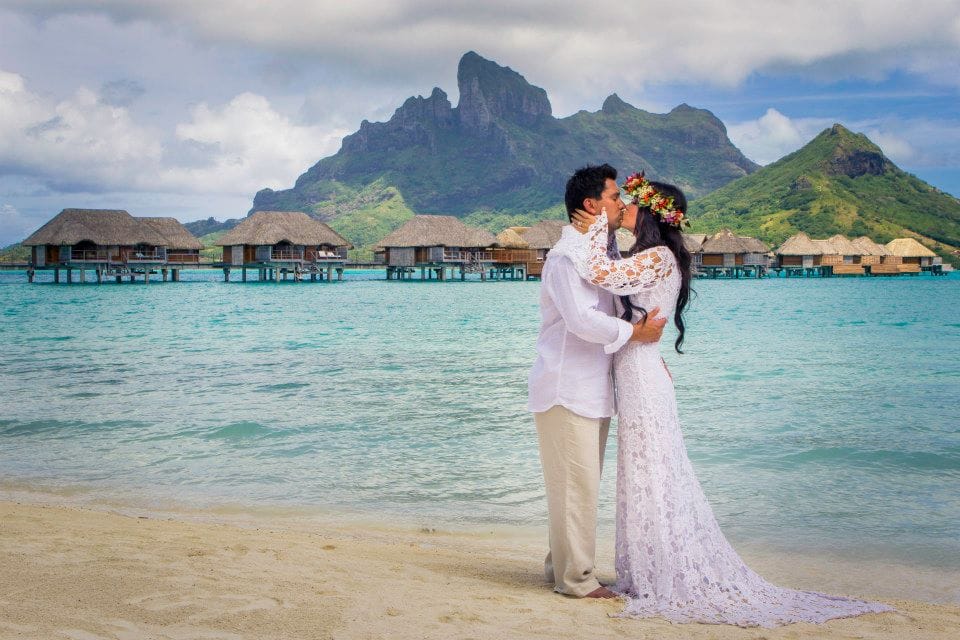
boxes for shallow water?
[1,269,958,573]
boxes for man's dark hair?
[564,163,617,221]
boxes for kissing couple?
[527,164,893,627]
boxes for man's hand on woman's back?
[630,305,666,342]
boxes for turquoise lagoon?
[1,270,958,574]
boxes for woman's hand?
[570,208,597,234]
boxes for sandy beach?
[1,500,957,640]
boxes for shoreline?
[1,497,958,639]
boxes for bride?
[568,173,893,627]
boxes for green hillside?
[251,52,756,253]
[0,243,29,263]
[198,231,226,262]
[688,124,960,264]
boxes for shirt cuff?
[603,319,633,354]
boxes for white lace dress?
[567,214,894,627]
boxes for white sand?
[0,500,958,639]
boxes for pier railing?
[442,250,493,262]
[125,250,167,262]
[70,250,113,262]
[166,253,200,264]
[270,250,305,261]
[491,250,536,263]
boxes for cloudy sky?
[1,0,959,245]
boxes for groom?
[528,163,665,598]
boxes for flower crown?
[622,171,689,228]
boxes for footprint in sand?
[438,611,483,624]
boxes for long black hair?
[620,181,693,353]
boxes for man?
[528,164,666,599]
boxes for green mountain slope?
[688,124,960,263]
[0,243,29,263]
[251,52,756,256]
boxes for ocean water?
[1,269,958,572]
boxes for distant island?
[2,52,957,266]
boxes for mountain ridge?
[688,123,960,263]
[251,51,758,254]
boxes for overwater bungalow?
[490,228,537,280]
[774,232,940,277]
[375,215,496,281]
[886,238,941,274]
[520,220,566,278]
[22,208,200,283]
[774,232,824,275]
[698,229,771,278]
[682,233,707,272]
[817,235,865,275]
[140,217,203,266]
[215,211,352,282]
[852,236,900,275]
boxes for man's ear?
[582,198,600,215]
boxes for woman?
[569,173,892,627]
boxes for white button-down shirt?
[527,226,633,419]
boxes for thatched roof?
[776,232,822,256]
[22,209,169,246]
[522,219,566,249]
[140,217,203,250]
[885,237,937,257]
[740,236,771,253]
[824,234,862,256]
[682,233,707,253]
[701,229,745,254]
[376,215,496,248]
[495,228,530,249]
[852,236,890,256]
[701,228,770,254]
[216,211,352,248]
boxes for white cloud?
[6,0,960,100]
[726,109,960,168]
[0,69,346,198]
[0,203,34,242]
[0,70,162,191]
[726,109,833,165]
[158,92,349,194]
[1,2,958,228]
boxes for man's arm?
[548,257,664,353]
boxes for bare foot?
[584,586,618,599]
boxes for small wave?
[779,447,960,472]
[255,382,311,392]
[206,421,275,440]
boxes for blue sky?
[1,0,958,245]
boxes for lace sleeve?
[569,212,675,295]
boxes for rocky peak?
[828,149,887,177]
[339,88,454,154]
[393,87,454,128]
[456,51,552,133]
[601,93,633,114]
[824,123,889,178]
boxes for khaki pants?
[534,405,609,596]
